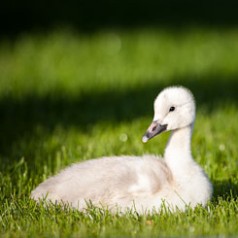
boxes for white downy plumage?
[31,86,213,213]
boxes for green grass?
[0,27,238,237]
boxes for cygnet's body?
[31,86,213,213]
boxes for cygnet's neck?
[165,124,194,165]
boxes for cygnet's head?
[142,86,196,143]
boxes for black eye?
[169,106,175,112]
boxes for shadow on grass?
[213,179,238,201]
[0,73,238,159]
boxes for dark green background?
[2,0,238,36]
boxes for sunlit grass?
[1,28,238,98]
[0,27,238,237]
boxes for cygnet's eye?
[169,106,175,112]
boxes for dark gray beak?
[142,121,167,143]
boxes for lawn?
[0,27,238,237]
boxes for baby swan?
[31,86,212,213]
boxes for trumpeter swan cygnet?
[31,86,213,213]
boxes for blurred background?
[1,0,238,35]
[1,0,238,176]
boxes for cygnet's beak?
[142,121,167,143]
